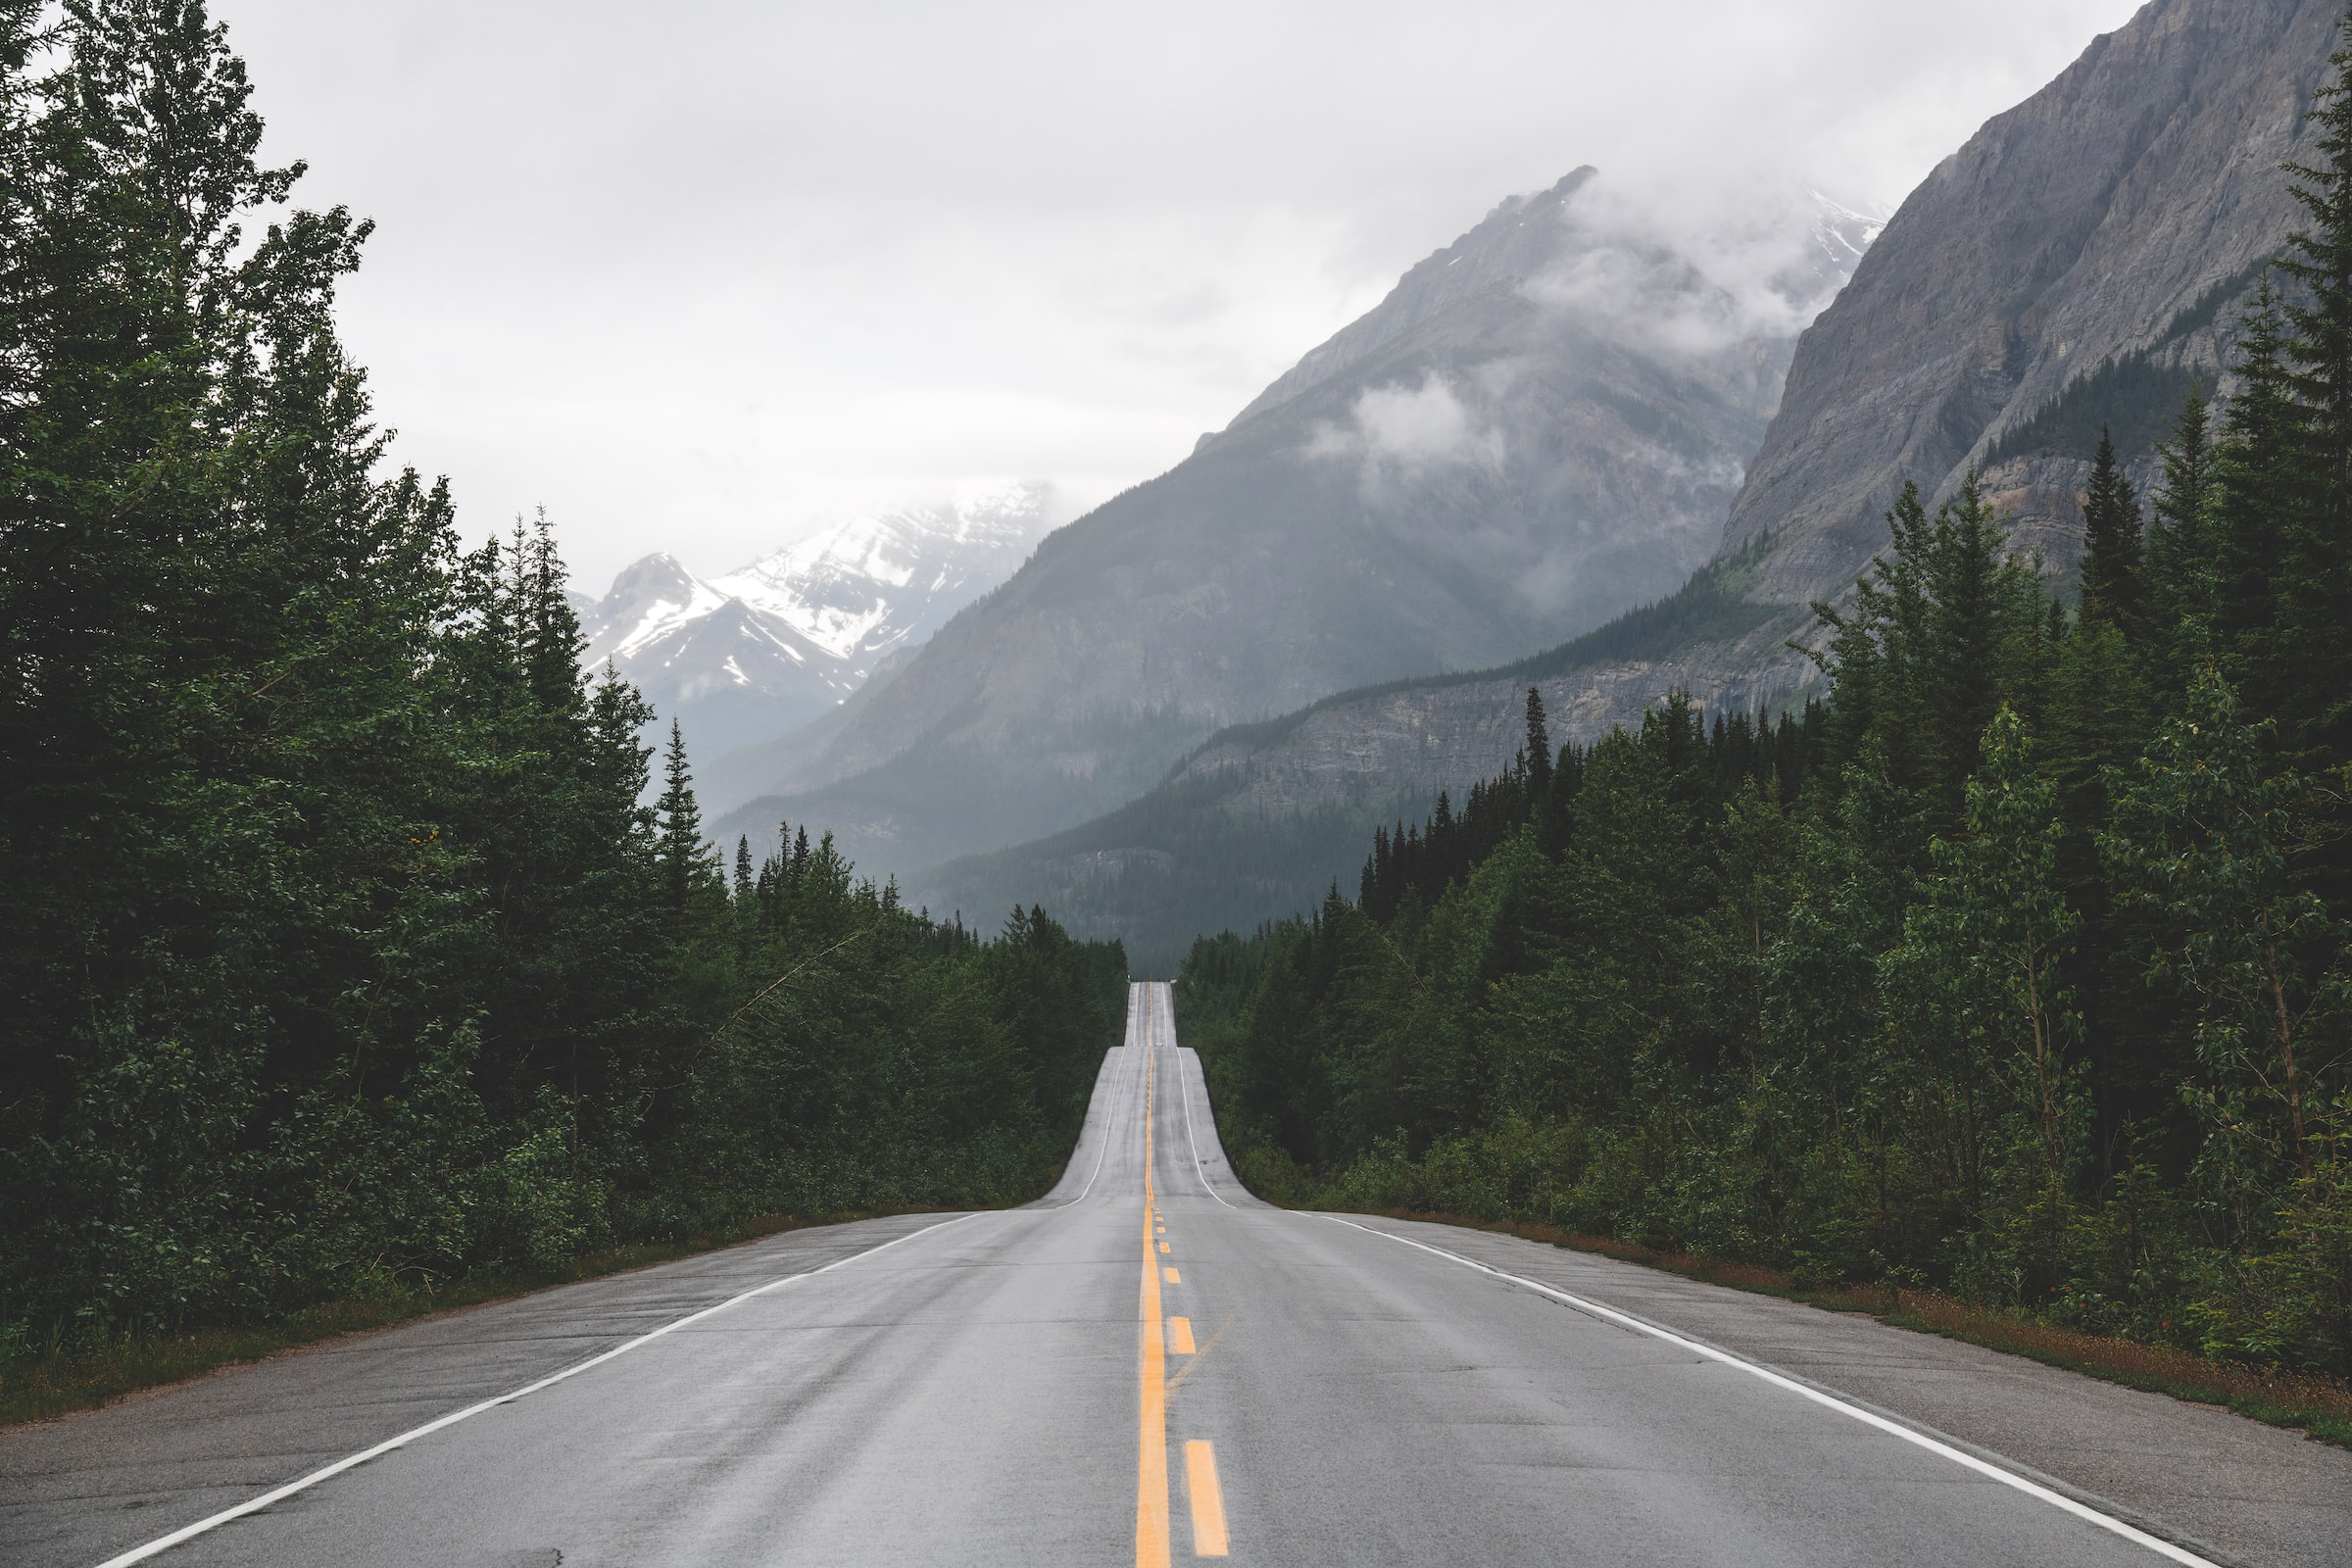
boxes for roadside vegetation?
[1177,19,2352,1402]
[0,0,1126,1418]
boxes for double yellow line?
[1136,991,1227,1565]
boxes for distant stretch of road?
[12,981,2349,1567]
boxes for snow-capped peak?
[578,481,1064,758]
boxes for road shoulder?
[0,1212,964,1568]
[1348,1215,2352,1568]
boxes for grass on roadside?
[1347,1207,2352,1450]
[0,1209,944,1427]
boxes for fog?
[213,0,2146,589]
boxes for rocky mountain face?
[921,0,2341,960]
[1663,0,2332,718]
[717,173,1876,872]
[577,482,1058,799]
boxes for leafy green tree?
[1883,709,2084,1290]
[2104,670,2351,1183]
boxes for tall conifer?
[2146,386,2215,682]
[2210,282,2307,716]
[2079,426,2145,636]
[1522,685,1553,800]
[657,719,705,912]
[2278,8,2352,756]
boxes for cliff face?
[718,172,1868,872]
[1731,0,2329,606]
[920,0,2349,955]
[1213,0,2340,794]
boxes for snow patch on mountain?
[579,480,1062,757]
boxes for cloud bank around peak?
[213,0,2141,587]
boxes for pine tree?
[2079,425,2145,636]
[2146,386,2215,683]
[1522,685,1553,801]
[657,719,706,913]
[2278,9,2352,759]
[2209,281,2310,721]
[734,835,753,903]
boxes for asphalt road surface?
[9,981,2349,1567]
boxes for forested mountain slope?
[715,174,1873,876]
[1175,91,2352,1370]
[1605,0,2336,723]
[933,0,2349,960]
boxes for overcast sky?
[214,0,2146,591]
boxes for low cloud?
[1304,374,1504,495]
[1522,172,1887,359]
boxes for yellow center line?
[1164,1266,1180,1283]
[1167,1316,1196,1354]
[1184,1440,1230,1557]
[1137,1013,1171,1568]
[1158,1241,1171,1253]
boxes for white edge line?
[91,1212,987,1568]
[1166,987,1238,1211]
[1320,1215,2221,1568]
[1065,994,1146,1205]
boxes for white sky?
[214,0,2147,592]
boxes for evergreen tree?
[2146,386,2215,683]
[0,0,1135,1350]
[1522,685,1553,800]
[2278,9,2352,760]
[1812,473,2047,830]
[657,719,706,914]
[2209,281,2309,716]
[2079,425,2145,636]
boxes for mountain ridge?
[914,0,2339,959]
[579,481,1059,794]
[716,172,1874,872]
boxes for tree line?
[1176,24,2352,1375]
[0,0,1125,1358]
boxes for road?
[8,980,2348,1567]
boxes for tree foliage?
[1176,11,2352,1373]
[0,1,1124,1353]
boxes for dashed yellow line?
[1185,1440,1229,1556]
[1138,985,1229,1566]
[1137,1034,1170,1568]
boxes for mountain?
[921,0,2339,963]
[577,481,1060,797]
[716,172,1878,872]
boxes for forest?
[1177,59,2352,1375]
[0,1,1127,1363]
